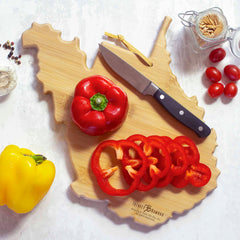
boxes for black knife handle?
[153,88,211,138]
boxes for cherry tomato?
[224,82,238,98]
[205,67,222,82]
[224,64,240,81]
[209,48,226,63]
[208,83,224,98]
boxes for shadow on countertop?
[0,206,27,236]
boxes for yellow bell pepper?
[0,145,55,214]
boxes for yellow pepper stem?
[23,154,46,165]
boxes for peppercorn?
[1,40,21,65]
[8,52,13,58]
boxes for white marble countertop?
[0,0,240,239]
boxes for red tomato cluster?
[91,134,211,196]
[206,48,240,99]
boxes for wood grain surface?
[21,16,220,226]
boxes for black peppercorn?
[8,52,13,58]
[1,40,22,65]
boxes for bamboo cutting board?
[22,16,219,227]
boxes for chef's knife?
[99,44,211,138]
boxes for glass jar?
[178,7,240,58]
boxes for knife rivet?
[179,110,184,115]
[160,94,165,100]
[198,126,204,132]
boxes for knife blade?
[99,44,211,138]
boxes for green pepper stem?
[90,93,108,111]
[23,154,47,165]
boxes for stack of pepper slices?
[91,134,211,196]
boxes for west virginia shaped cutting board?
[22,16,219,227]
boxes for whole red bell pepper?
[71,75,128,136]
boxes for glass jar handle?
[207,7,224,14]
[226,27,236,40]
[227,27,240,58]
[178,10,198,27]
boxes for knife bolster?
[142,82,159,95]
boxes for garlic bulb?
[0,66,17,96]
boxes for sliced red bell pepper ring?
[174,136,200,165]
[122,134,155,191]
[124,136,172,191]
[141,139,171,178]
[126,134,152,156]
[166,141,188,176]
[147,135,172,145]
[91,139,147,196]
[171,172,189,188]
[186,163,211,187]
[156,171,174,188]
[140,141,171,191]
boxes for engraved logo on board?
[131,201,165,222]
